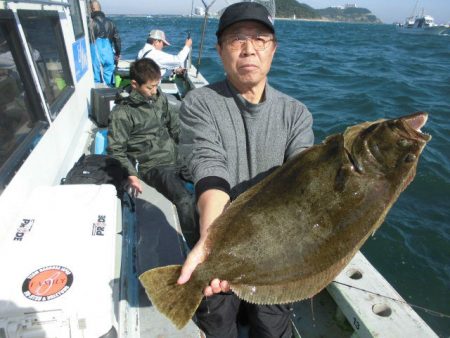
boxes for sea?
[114,15,450,336]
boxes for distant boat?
[397,15,449,35]
[397,10,449,35]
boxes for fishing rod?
[196,0,217,77]
[186,0,195,71]
[332,280,450,319]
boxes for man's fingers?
[177,247,204,285]
[177,260,195,284]
[204,286,213,297]
[220,280,230,292]
[177,241,207,285]
[202,279,229,296]
[210,278,221,293]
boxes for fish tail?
[139,264,205,329]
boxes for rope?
[331,280,450,319]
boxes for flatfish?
[140,112,431,329]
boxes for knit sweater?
[180,79,314,198]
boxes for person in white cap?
[137,29,192,78]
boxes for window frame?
[68,0,85,39]
[0,10,48,192]
[17,9,75,119]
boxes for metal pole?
[195,0,217,77]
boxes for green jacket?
[107,88,179,177]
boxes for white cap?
[148,29,170,46]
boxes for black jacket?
[90,11,121,55]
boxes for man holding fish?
[178,2,314,336]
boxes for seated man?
[107,58,197,247]
[136,29,192,78]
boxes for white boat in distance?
[397,14,449,35]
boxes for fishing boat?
[0,0,439,337]
[397,1,449,35]
[397,14,449,35]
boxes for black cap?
[216,2,275,38]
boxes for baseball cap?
[148,29,170,46]
[216,2,275,38]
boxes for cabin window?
[0,11,48,192]
[68,0,84,39]
[18,10,74,119]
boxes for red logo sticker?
[22,265,73,302]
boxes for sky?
[102,0,450,24]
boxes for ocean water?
[115,16,450,336]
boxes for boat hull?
[397,26,449,35]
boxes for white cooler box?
[0,184,121,338]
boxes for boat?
[397,14,449,35]
[397,3,449,35]
[0,0,439,337]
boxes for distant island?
[276,0,382,23]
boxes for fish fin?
[139,265,204,329]
[231,254,356,305]
[231,281,318,305]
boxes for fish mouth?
[401,112,431,142]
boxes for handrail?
[6,0,70,7]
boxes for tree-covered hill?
[275,0,382,23]
[316,7,382,23]
[276,0,320,19]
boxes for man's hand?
[127,175,142,197]
[185,38,193,48]
[177,238,207,285]
[177,238,231,296]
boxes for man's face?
[153,39,164,51]
[216,21,276,90]
[131,78,160,99]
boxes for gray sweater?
[180,80,314,198]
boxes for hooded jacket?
[90,11,121,55]
[107,88,179,177]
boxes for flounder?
[139,112,431,329]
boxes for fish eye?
[404,153,417,163]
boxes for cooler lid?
[0,184,120,337]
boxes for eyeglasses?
[222,34,275,51]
